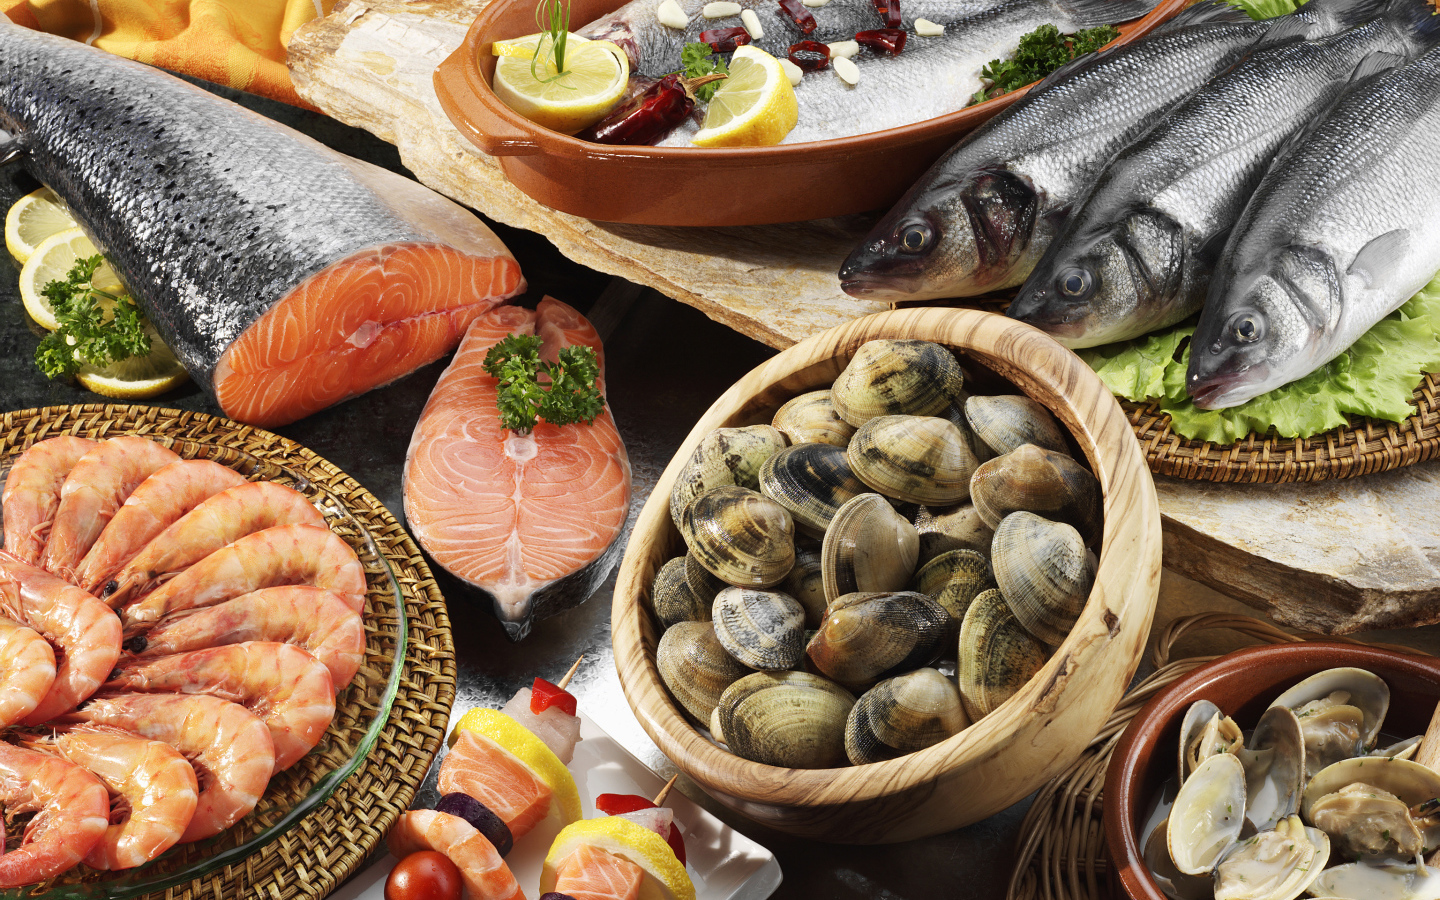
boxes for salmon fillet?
[404,298,632,641]
[553,844,644,900]
[439,729,553,840]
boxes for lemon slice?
[542,817,697,900]
[6,188,76,266]
[450,707,583,825]
[75,327,189,399]
[491,33,629,134]
[18,228,125,331]
[692,45,798,148]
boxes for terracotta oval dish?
[1103,642,1440,900]
[610,307,1163,843]
[433,0,1190,226]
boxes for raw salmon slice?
[404,297,632,641]
[387,810,523,900]
[439,729,552,840]
[553,844,644,900]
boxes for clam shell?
[685,552,726,607]
[712,587,807,671]
[1302,757,1440,867]
[847,415,978,506]
[1166,752,1247,876]
[992,512,1095,647]
[1237,705,1305,833]
[717,671,856,768]
[970,444,1102,547]
[843,667,968,765]
[806,591,950,689]
[651,556,712,629]
[780,547,828,629]
[771,390,856,447]
[957,588,1048,721]
[830,339,965,427]
[820,493,919,604]
[683,486,796,588]
[1212,816,1328,900]
[1269,667,1390,776]
[913,503,995,567]
[657,621,753,724]
[758,443,868,539]
[670,425,788,535]
[1177,699,1241,785]
[964,394,1070,457]
[940,402,994,466]
[911,548,995,629]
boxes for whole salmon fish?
[0,24,524,427]
[404,298,632,641]
[838,0,1387,301]
[1186,46,1440,408]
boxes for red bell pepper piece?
[530,677,577,717]
[595,793,688,865]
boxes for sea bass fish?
[1009,0,1440,349]
[837,0,1388,302]
[1186,46,1440,409]
[580,0,1157,145]
[0,24,524,427]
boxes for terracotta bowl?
[432,0,1191,226]
[610,307,1163,843]
[1104,643,1440,900]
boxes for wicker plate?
[0,404,455,900]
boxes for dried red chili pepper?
[573,73,726,145]
[870,0,902,27]
[787,40,830,71]
[777,0,818,33]
[855,28,907,55]
[699,26,753,52]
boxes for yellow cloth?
[1,0,334,108]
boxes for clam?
[843,668,968,765]
[939,402,994,466]
[758,443,868,539]
[771,390,856,447]
[651,556,711,628]
[682,486,796,588]
[847,415,978,506]
[1301,757,1440,865]
[1309,862,1440,900]
[830,339,965,427]
[712,587,806,671]
[910,549,994,630]
[806,591,950,689]
[956,588,1049,721]
[1212,816,1329,900]
[964,394,1070,457]
[970,444,1103,547]
[1167,752,1247,876]
[780,547,828,628]
[670,425,788,534]
[913,503,995,567]
[1177,700,1243,785]
[716,671,856,768]
[991,512,1094,647]
[820,493,919,604]
[1236,705,1305,833]
[1269,667,1390,776]
[1370,735,1423,761]
[656,621,753,724]
[685,552,726,608]
[1145,818,1215,900]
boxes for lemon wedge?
[18,228,125,331]
[542,817,697,900]
[491,33,629,134]
[692,45,798,148]
[75,327,189,399]
[6,187,77,266]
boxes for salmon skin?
[404,298,632,641]
[0,24,524,427]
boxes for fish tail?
[1053,0,1161,29]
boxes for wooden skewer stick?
[557,655,584,691]
[652,774,679,808]
[1415,700,1440,866]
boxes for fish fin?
[1347,229,1410,291]
[1053,0,1160,30]
[1285,0,1392,35]
[1252,14,1320,46]
[0,129,24,167]
[1347,50,1406,82]
[1152,0,1253,32]
[1026,47,1109,94]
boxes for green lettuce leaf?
[1228,0,1302,20]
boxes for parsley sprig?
[34,254,151,378]
[971,23,1120,104]
[482,333,606,433]
[680,43,729,103]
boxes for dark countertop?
[0,78,1028,900]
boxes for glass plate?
[0,435,406,898]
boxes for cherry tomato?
[385,850,462,900]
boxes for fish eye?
[1057,267,1093,300]
[900,224,930,253]
[1231,313,1263,343]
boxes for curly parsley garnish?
[971,23,1120,104]
[34,254,151,378]
[482,332,606,433]
[680,43,729,103]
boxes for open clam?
[970,444,1102,547]
[657,621,753,724]
[956,588,1049,721]
[1301,756,1440,866]
[992,512,1095,648]
[844,667,968,765]
[1167,752,1247,877]
[846,415,978,506]
[758,443,868,539]
[771,390,856,447]
[964,394,1070,457]
[1310,862,1440,900]
[712,587,807,671]
[820,493,919,604]
[1269,667,1390,776]
[1236,706,1305,833]
[682,486,796,588]
[1178,700,1243,785]
[829,339,965,427]
[670,425,788,534]
[806,591,950,689]
[1211,816,1329,900]
[716,671,856,768]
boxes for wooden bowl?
[1103,643,1440,900]
[611,307,1162,842]
[432,0,1190,226]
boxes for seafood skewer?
[1,436,96,567]
[386,809,525,900]
[0,741,109,888]
[0,615,56,727]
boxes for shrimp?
[66,692,274,844]
[126,585,365,688]
[387,810,523,900]
[0,552,122,725]
[1,436,97,567]
[119,523,366,632]
[0,616,56,727]
[102,481,327,606]
[18,728,198,870]
[40,436,180,583]
[0,741,109,887]
[73,459,249,595]
[104,641,335,771]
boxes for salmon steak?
[404,297,632,640]
[0,24,524,427]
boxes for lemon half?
[542,817,696,900]
[492,33,629,134]
[5,187,74,265]
[692,45,798,148]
